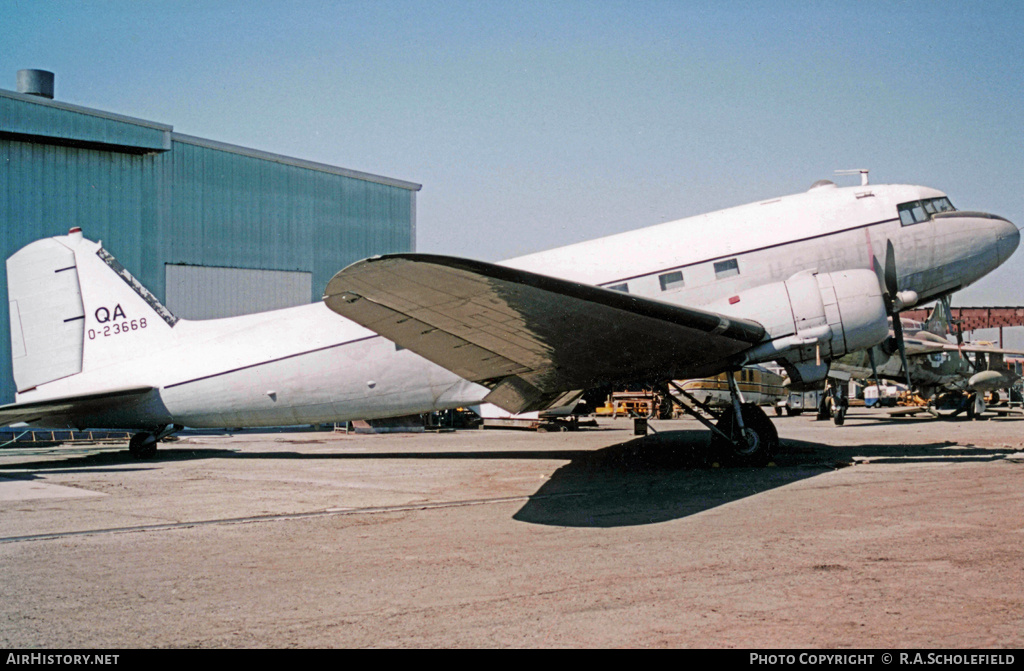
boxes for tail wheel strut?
[128,424,182,459]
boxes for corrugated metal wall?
[0,90,419,403]
[165,265,312,320]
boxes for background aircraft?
[832,308,1023,419]
[2,178,1018,464]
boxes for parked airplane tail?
[923,304,951,338]
[6,228,179,393]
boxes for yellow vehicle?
[594,390,667,418]
[675,366,788,412]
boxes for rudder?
[7,237,86,391]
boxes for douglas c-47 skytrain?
[1,175,1018,464]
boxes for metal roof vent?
[809,179,836,190]
[16,69,55,99]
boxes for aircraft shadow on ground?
[0,446,229,472]
[837,410,1024,428]
[1,431,1013,529]
[510,430,1014,528]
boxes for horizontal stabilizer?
[324,254,766,413]
[0,386,155,428]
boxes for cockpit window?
[898,197,955,225]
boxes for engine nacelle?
[707,269,889,383]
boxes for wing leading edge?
[324,254,766,413]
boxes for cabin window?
[607,283,629,293]
[658,270,685,291]
[898,197,955,226]
[714,258,740,279]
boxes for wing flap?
[325,254,767,412]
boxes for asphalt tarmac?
[1,407,1022,648]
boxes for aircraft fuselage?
[9,180,1018,430]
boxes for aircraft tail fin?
[7,236,87,391]
[7,229,179,393]
[923,304,949,337]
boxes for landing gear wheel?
[933,391,965,418]
[710,404,778,466]
[967,393,986,420]
[129,432,158,459]
[817,396,832,421]
[833,403,847,426]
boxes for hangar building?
[0,70,421,403]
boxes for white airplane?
[1,176,1018,464]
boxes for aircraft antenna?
[835,169,870,186]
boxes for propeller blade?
[891,313,912,389]
[871,253,894,313]
[884,239,899,298]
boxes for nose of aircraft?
[996,218,1020,265]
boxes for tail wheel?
[710,404,778,466]
[129,432,158,459]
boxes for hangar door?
[165,264,313,320]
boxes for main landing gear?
[929,391,987,420]
[662,375,779,466]
[816,379,848,426]
[128,424,181,459]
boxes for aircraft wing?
[0,387,155,428]
[324,254,766,413]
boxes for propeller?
[866,346,885,395]
[874,240,912,390]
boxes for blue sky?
[3,0,1023,318]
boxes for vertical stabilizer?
[7,230,181,393]
[7,237,86,391]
